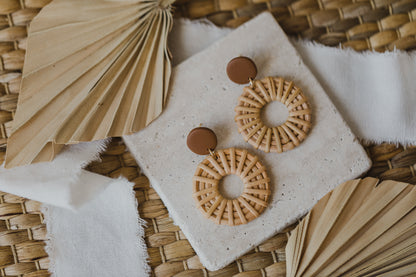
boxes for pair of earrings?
[187,56,312,226]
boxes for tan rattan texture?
[0,1,415,276]
[235,77,311,153]
[174,0,416,51]
[0,195,48,277]
[0,2,51,276]
[193,148,270,225]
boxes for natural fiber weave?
[235,77,311,153]
[0,1,415,276]
[174,0,416,52]
[193,148,270,225]
[0,195,48,277]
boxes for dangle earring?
[187,127,271,226]
[227,56,312,153]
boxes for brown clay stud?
[187,127,217,155]
[226,56,257,84]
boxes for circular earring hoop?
[192,148,270,226]
[235,76,312,153]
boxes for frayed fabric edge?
[42,205,57,277]
[42,178,151,277]
[127,179,152,277]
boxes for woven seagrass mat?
[174,0,416,51]
[0,0,414,276]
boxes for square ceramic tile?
[124,12,371,271]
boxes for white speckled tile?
[124,12,372,271]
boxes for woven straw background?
[174,0,416,51]
[0,0,414,276]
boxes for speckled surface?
[124,13,372,271]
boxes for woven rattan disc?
[192,148,270,226]
[235,77,312,153]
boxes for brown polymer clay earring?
[227,56,312,153]
[187,127,270,226]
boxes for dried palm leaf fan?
[286,177,416,277]
[5,0,174,168]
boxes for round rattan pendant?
[192,148,270,226]
[235,76,312,153]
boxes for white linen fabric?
[43,179,150,277]
[294,41,416,144]
[0,140,109,209]
[0,139,150,277]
